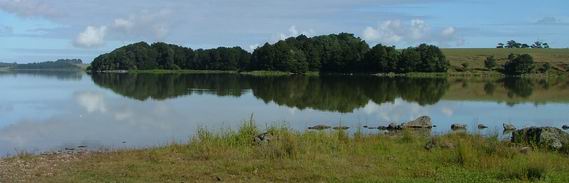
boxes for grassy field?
[443,48,569,71]
[2,121,569,182]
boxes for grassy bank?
[443,48,569,71]
[2,121,569,182]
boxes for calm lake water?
[1,71,569,155]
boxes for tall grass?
[5,121,569,182]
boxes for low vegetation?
[2,121,569,182]
[0,59,84,70]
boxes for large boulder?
[503,123,516,131]
[511,127,569,150]
[402,116,433,128]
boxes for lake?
[1,71,568,155]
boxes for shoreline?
[2,121,569,182]
[88,69,568,78]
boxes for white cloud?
[363,20,403,44]
[75,91,107,113]
[278,25,315,40]
[0,0,58,18]
[441,27,455,36]
[110,10,172,41]
[248,43,260,51]
[73,25,107,48]
[113,18,134,30]
[362,19,464,47]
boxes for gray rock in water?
[333,126,350,130]
[503,123,516,131]
[308,125,331,130]
[451,123,467,130]
[478,124,488,129]
[402,116,433,128]
[511,127,569,150]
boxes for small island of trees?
[89,33,448,74]
[89,33,553,76]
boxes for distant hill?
[0,59,84,70]
[442,48,569,71]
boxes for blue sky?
[0,0,568,63]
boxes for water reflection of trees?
[91,73,250,100]
[91,74,450,112]
[91,73,569,112]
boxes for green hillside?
[442,48,569,71]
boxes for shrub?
[504,54,535,75]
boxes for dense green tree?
[90,42,250,71]
[497,43,505,48]
[363,44,399,73]
[398,48,421,73]
[541,63,551,73]
[90,33,449,74]
[506,40,522,48]
[504,54,535,75]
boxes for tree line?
[89,33,449,74]
[496,40,550,49]
[1,59,83,70]
[89,42,251,71]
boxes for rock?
[451,123,467,130]
[503,123,516,131]
[77,145,87,148]
[441,142,455,149]
[254,132,273,144]
[519,147,531,154]
[562,125,569,130]
[332,126,349,130]
[308,125,331,130]
[511,127,569,150]
[424,138,454,150]
[433,125,437,128]
[478,124,488,129]
[402,116,433,128]
[377,126,388,130]
[424,140,436,150]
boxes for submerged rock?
[402,116,433,129]
[503,123,516,131]
[308,125,331,130]
[477,124,488,129]
[511,127,569,150]
[451,123,467,130]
